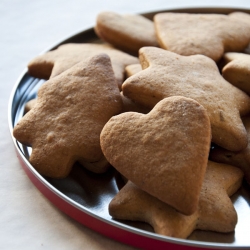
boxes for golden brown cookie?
[122,46,250,151]
[125,64,142,78]
[154,12,250,62]
[80,156,111,174]
[24,99,113,173]
[13,54,123,178]
[95,11,158,55]
[221,52,250,95]
[101,96,211,215]
[109,161,243,239]
[22,95,148,172]
[27,43,139,89]
[229,11,250,25]
[24,98,36,113]
[120,92,150,114]
[210,116,250,185]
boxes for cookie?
[27,43,139,89]
[13,54,123,178]
[24,98,36,113]
[120,92,150,114]
[24,98,111,171]
[95,11,158,55]
[122,46,250,151]
[229,11,250,25]
[101,96,211,215]
[210,116,250,185]
[24,97,111,173]
[221,52,250,95]
[125,64,142,78]
[154,12,250,62]
[109,161,243,239]
[80,156,111,174]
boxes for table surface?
[2,1,250,249]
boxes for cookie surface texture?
[28,43,139,89]
[222,52,250,95]
[154,12,250,61]
[109,161,243,239]
[13,54,123,178]
[123,46,250,151]
[95,11,158,55]
[101,96,211,215]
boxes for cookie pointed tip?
[89,53,112,67]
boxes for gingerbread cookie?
[24,98,111,174]
[154,12,250,62]
[24,98,36,113]
[221,52,250,95]
[122,46,250,151]
[27,43,139,89]
[109,161,243,239]
[101,96,211,215]
[80,156,111,174]
[120,92,150,114]
[210,116,250,185]
[95,11,158,55]
[13,54,122,178]
[229,11,250,26]
[125,64,142,78]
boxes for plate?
[8,7,250,250]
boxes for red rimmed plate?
[8,7,250,250]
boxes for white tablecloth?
[1,1,250,249]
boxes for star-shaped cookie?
[27,43,139,89]
[154,12,250,62]
[210,116,250,185]
[13,54,123,178]
[221,52,250,95]
[109,161,243,239]
[122,46,250,151]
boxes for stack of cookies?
[13,10,250,239]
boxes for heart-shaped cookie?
[101,96,211,215]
